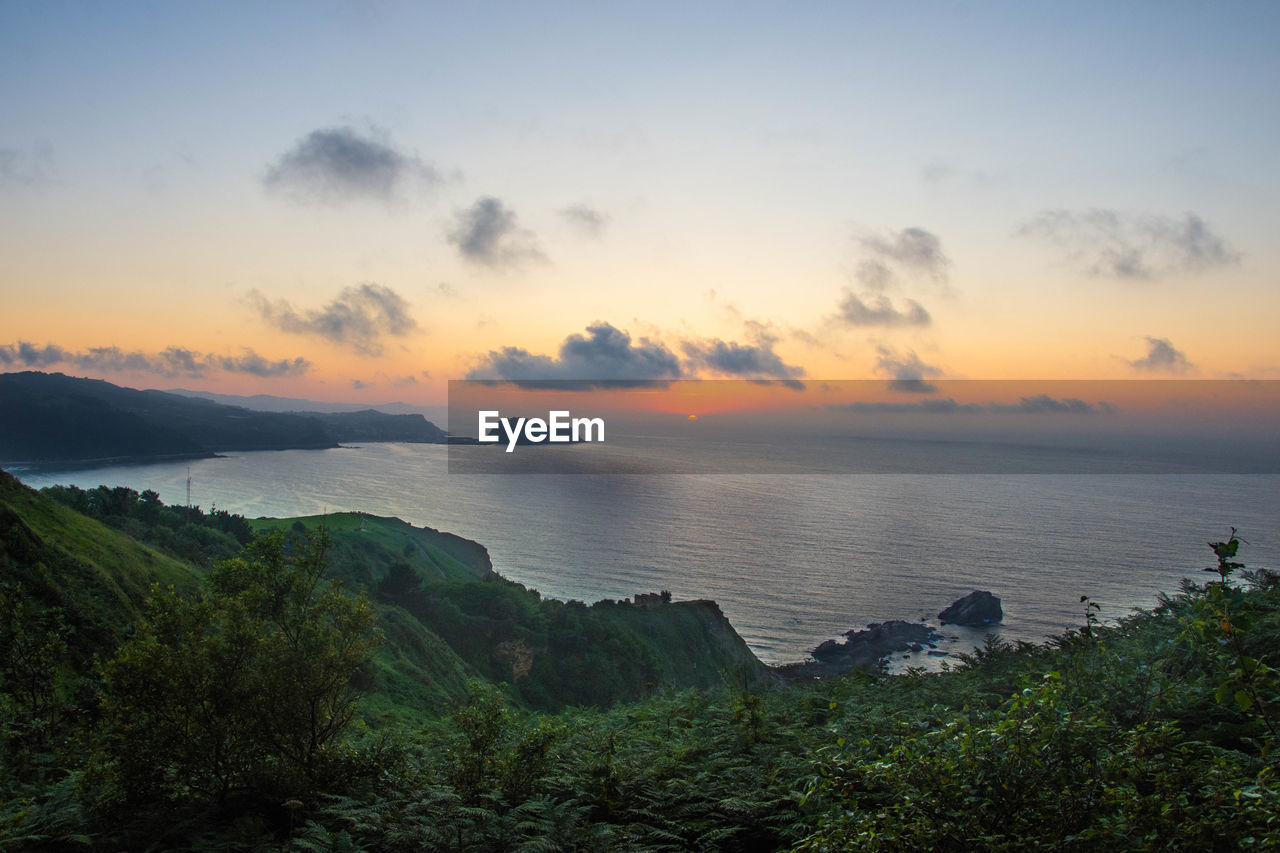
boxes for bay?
[13,442,1278,666]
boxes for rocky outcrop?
[938,590,1003,626]
[776,619,942,680]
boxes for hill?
[0,371,447,466]
[2,469,1278,849]
[3,470,767,721]
[165,387,442,419]
[251,511,768,715]
[0,469,201,665]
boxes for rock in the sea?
[779,619,944,680]
[811,638,846,661]
[939,590,1003,626]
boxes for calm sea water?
[13,443,1279,666]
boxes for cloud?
[559,203,610,237]
[0,342,67,367]
[250,283,417,356]
[1018,209,1240,280]
[874,347,943,394]
[999,394,1115,415]
[920,161,995,188]
[1129,336,1194,374]
[467,322,683,388]
[833,226,945,335]
[67,346,159,373]
[838,293,931,327]
[351,379,369,390]
[448,196,546,269]
[832,396,1116,415]
[920,162,958,184]
[263,126,439,206]
[833,398,975,414]
[682,340,805,388]
[216,350,310,377]
[0,341,309,378]
[0,142,54,188]
[159,346,204,375]
[854,226,950,290]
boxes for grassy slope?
[249,512,491,584]
[0,469,200,658]
[609,597,764,687]
[0,479,772,722]
[7,465,1278,848]
[249,514,494,720]
[249,512,769,714]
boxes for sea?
[12,442,1279,668]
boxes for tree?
[0,583,69,770]
[95,528,380,803]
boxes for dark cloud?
[216,351,310,377]
[263,126,439,206]
[0,142,53,188]
[448,196,546,269]
[250,283,417,356]
[1129,336,1194,374]
[832,396,1116,415]
[855,226,950,290]
[838,293,931,327]
[1018,209,1240,280]
[874,348,943,394]
[0,342,178,374]
[351,379,369,390]
[559,203,610,238]
[72,346,159,373]
[467,322,683,388]
[159,346,204,375]
[682,339,805,389]
[0,341,308,378]
[835,226,945,334]
[0,342,67,367]
[998,394,1116,415]
[834,398,976,414]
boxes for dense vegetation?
[0,371,447,465]
[42,483,253,567]
[2,469,1278,849]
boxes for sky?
[2,1,1278,408]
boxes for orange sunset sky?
[3,3,1278,410]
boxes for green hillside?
[0,470,200,661]
[249,512,492,585]
[386,579,768,711]
[251,511,768,714]
[3,473,768,726]
[6,470,1276,850]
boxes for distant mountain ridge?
[0,371,448,466]
[166,387,444,421]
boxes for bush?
[92,528,381,806]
